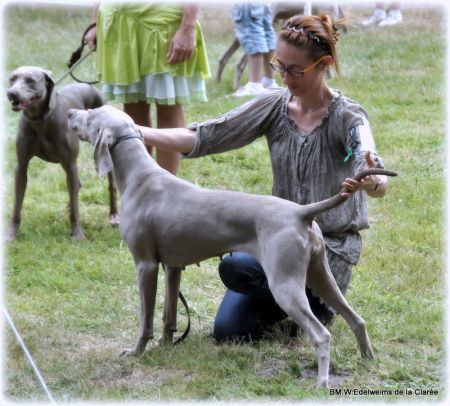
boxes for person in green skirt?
[85,2,210,174]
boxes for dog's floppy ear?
[93,128,114,176]
[43,69,56,110]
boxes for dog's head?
[7,66,54,112]
[68,105,138,177]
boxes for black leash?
[65,22,99,85]
[174,291,191,345]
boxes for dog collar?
[110,129,144,151]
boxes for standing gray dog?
[68,105,397,388]
[6,66,118,241]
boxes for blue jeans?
[213,252,336,342]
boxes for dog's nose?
[6,89,19,102]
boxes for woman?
[85,2,210,174]
[138,14,389,341]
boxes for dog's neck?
[110,139,166,195]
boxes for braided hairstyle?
[279,14,345,76]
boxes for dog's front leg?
[107,172,120,226]
[122,260,159,356]
[161,265,182,345]
[63,160,85,240]
[6,157,30,241]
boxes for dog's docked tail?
[302,168,398,224]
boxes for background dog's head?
[7,66,54,112]
[68,105,138,177]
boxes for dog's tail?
[302,169,398,224]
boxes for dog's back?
[58,83,103,111]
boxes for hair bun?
[319,13,341,45]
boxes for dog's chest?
[22,118,75,163]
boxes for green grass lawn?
[2,2,447,402]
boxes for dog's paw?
[120,348,138,357]
[5,225,18,242]
[362,345,375,360]
[110,213,120,227]
[71,228,87,241]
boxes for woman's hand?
[167,25,195,64]
[84,25,97,50]
[341,151,387,198]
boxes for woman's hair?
[279,14,345,76]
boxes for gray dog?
[6,66,118,241]
[68,105,397,388]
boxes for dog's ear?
[93,128,114,176]
[43,69,56,109]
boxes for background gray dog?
[6,66,118,241]
[68,105,397,388]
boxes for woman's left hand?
[167,25,195,65]
[341,151,380,197]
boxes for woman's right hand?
[84,26,97,50]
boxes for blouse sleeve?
[183,89,284,158]
[339,99,385,170]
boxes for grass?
[1,2,447,403]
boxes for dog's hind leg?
[122,259,159,356]
[262,245,331,388]
[161,265,182,345]
[307,249,374,360]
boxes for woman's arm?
[137,125,196,154]
[167,3,199,64]
[84,3,99,49]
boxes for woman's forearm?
[137,125,197,154]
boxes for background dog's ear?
[93,128,114,176]
[43,69,56,109]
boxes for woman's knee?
[218,252,263,293]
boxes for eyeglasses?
[270,54,327,78]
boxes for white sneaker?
[378,10,403,27]
[362,9,386,26]
[232,82,265,97]
[263,81,281,89]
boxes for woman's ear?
[321,55,334,68]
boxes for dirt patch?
[255,358,286,378]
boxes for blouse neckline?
[282,89,342,136]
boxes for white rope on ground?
[3,307,55,404]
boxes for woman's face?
[273,39,326,96]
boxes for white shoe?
[263,81,281,89]
[362,9,386,26]
[378,10,403,27]
[232,82,264,97]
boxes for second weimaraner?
[68,105,397,388]
[6,66,118,241]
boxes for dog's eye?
[9,75,17,84]
[24,77,35,85]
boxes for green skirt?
[96,2,210,104]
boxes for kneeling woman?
[139,13,390,341]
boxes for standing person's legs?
[124,101,152,155]
[247,53,264,84]
[155,103,183,175]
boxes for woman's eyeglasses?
[270,55,326,78]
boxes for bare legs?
[124,101,182,174]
